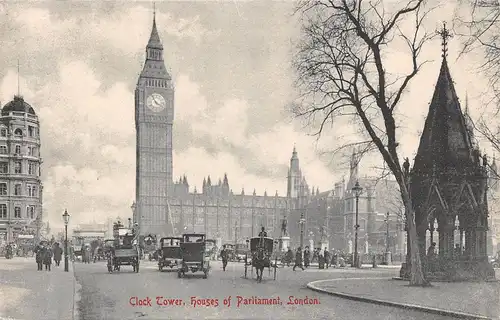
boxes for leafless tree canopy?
[293,0,437,286]
[293,0,433,185]
[456,0,500,100]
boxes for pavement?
[308,276,500,320]
[73,259,456,320]
[0,256,78,320]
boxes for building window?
[15,145,21,154]
[28,126,34,137]
[0,204,6,218]
[28,162,36,175]
[27,206,34,219]
[0,146,6,154]
[14,184,21,196]
[14,161,21,174]
[0,183,6,195]
[0,162,8,173]
[26,185,31,196]
[32,186,37,197]
[0,129,6,137]
[14,128,22,136]
[14,207,21,218]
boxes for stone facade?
[0,96,43,242]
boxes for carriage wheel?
[178,270,184,278]
[135,261,140,273]
[203,269,208,279]
[133,264,136,272]
[159,264,163,272]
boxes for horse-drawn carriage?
[205,239,217,260]
[244,237,278,282]
[158,237,182,271]
[177,233,210,279]
[107,230,139,273]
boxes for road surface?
[74,260,456,320]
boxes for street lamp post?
[62,209,70,272]
[352,181,363,268]
[299,212,306,249]
[384,212,392,265]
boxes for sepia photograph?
[0,0,499,319]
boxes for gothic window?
[0,162,8,173]
[0,204,6,218]
[0,146,6,154]
[0,183,6,195]
[0,128,6,137]
[28,126,34,137]
[14,161,21,174]
[14,184,21,196]
[14,128,22,136]
[27,185,31,196]
[14,207,21,218]
[15,145,21,154]
[32,186,37,197]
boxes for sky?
[0,1,494,229]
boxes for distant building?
[0,96,43,243]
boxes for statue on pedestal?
[281,219,288,237]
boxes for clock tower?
[135,13,174,237]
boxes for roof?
[147,16,163,50]
[2,96,36,116]
[413,58,476,172]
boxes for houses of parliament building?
[133,12,409,252]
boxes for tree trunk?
[401,187,430,286]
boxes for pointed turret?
[183,175,188,186]
[218,178,222,186]
[241,188,245,195]
[202,177,206,189]
[275,190,278,197]
[223,173,229,185]
[413,39,476,170]
[207,175,212,186]
[253,189,256,196]
[139,10,171,80]
[147,11,163,50]
[264,190,268,197]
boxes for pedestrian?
[293,247,305,271]
[258,227,268,237]
[324,248,331,269]
[220,245,229,271]
[35,243,43,271]
[285,248,293,267]
[43,245,53,271]
[53,243,63,266]
[303,246,310,268]
[331,249,338,267]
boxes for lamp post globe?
[351,181,363,268]
[62,209,70,272]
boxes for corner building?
[0,96,43,242]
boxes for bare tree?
[455,0,500,100]
[292,0,434,286]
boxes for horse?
[252,245,270,282]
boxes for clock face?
[146,93,166,112]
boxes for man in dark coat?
[324,248,331,269]
[35,243,44,270]
[258,227,267,237]
[293,247,305,271]
[53,243,63,266]
[43,246,53,271]
[303,246,311,268]
[220,245,229,271]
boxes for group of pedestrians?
[34,242,63,271]
[281,246,346,270]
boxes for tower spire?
[436,22,453,60]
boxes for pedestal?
[384,251,392,265]
[281,236,290,252]
[308,239,314,250]
[320,241,329,251]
